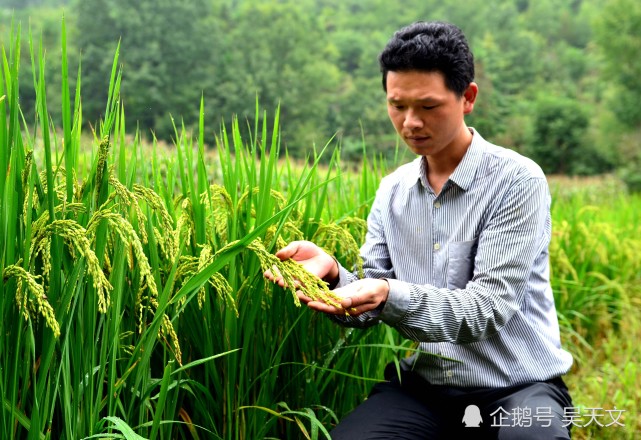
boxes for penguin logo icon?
[462,405,483,428]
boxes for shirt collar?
[448,128,485,191]
[404,127,486,192]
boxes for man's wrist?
[376,279,390,311]
[323,256,340,289]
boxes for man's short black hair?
[379,21,475,96]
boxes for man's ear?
[463,82,478,115]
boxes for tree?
[0,0,71,8]
[73,0,216,139]
[593,0,641,128]
[524,94,612,175]
[211,1,342,156]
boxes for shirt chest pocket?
[447,239,478,290]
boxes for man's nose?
[403,109,423,129]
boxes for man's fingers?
[334,281,385,311]
[346,306,360,316]
[306,300,345,315]
[296,291,312,304]
[274,241,300,260]
[264,265,278,278]
[296,289,359,315]
[340,296,354,309]
[263,268,275,280]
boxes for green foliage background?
[1,0,640,177]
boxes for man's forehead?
[385,70,455,99]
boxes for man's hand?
[263,240,338,287]
[297,278,389,317]
[264,241,389,316]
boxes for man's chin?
[405,142,433,156]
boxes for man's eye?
[423,105,436,110]
[393,105,405,110]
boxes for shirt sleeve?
[333,175,552,343]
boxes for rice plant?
[0,21,405,440]
[549,178,641,439]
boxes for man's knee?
[491,381,572,440]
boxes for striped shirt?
[334,129,573,388]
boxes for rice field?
[1,27,639,440]
[548,176,641,440]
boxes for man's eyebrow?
[387,97,438,103]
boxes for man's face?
[386,70,476,159]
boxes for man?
[266,21,573,439]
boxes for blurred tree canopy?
[1,0,640,175]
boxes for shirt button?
[434,201,441,209]
[434,243,441,251]
[446,370,453,378]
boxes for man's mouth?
[406,135,430,143]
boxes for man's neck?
[424,127,473,194]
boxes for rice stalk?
[107,172,148,243]
[236,186,292,219]
[200,184,233,242]
[549,220,579,281]
[32,219,112,312]
[175,197,196,249]
[94,135,110,206]
[86,208,156,294]
[21,149,33,194]
[86,207,183,363]
[312,217,366,278]
[25,200,86,235]
[246,238,345,310]
[32,164,68,207]
[577,221,610,266]
[196,244,235,315]
[175,255,199,284]
[133,183,177,261]
[264,222,305,250]
[3,263,61,337]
